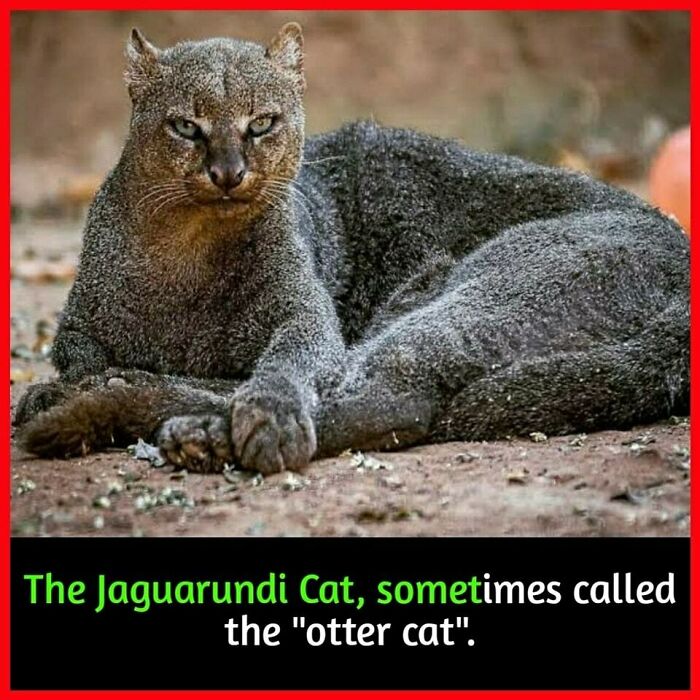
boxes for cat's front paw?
[230,381,316,475]
[156,414,232,474]
[13,380,72,427]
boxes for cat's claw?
[230,387,316,475]
[156,414,233,474]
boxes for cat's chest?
[103,271,259,378]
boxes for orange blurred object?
[648,126,691,234]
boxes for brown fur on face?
[122,24,306,228]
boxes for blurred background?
[11,10,689,216]
[9,11,690,387]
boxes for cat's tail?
[17,384,228,459]
[433,296,690,441]
[315,387,434,458]
[315,296,689,452]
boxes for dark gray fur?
[16,29,689,475]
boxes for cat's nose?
[207,161,247,193]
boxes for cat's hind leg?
[316,208,689,455]
[434,297,689,441]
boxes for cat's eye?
[170,118,202,140]
[248,115,275,137]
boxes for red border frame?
[2,5,695,699]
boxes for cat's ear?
[266,22,305,91]
[124,28,161,101]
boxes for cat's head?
[123,24,305,220]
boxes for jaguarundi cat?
[15,23,690,475]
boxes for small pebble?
[506,469,529,484]
[281,473,306,492]
[17,479,36,496]
[93,495,111,509]
[106,481,123,495]
[455,452,480,463]
[351,451,393,471]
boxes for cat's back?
[299,121,653,338]
[303,120,643,226]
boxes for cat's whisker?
[263,186,310,213]
[301,156,347,166]
[259,186,287,206]
[149,192,191,219]
[142,189,190,217]
[136,180,186,200]
[260,179,293,195]
[262,177,310,201]
[258,185,293,215]
[258,191,281,212]
[140,187,187,208]
[136,182,187,212]
[149,195,190,219]
[262,183,305,209]
[262,180,314,220]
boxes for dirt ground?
[10,222,690,538]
